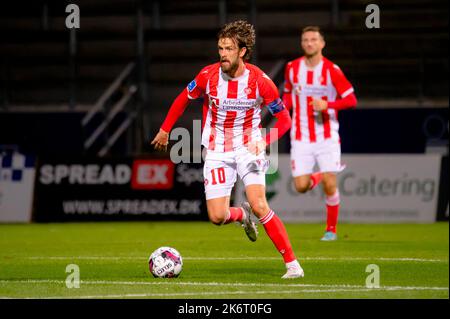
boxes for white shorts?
[290,139,344,177]
[203,147,269,200]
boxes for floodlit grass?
[0,222,448,299]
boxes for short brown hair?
[217,20,256,61]
[302,26,325,40]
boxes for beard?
[220,58,239,75]
[304,49,320,58]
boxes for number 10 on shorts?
[211,168,226,185]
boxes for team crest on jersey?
[244,87,252,95]
[187,80,197,92]
[318,76,325,84]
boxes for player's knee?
[324,185,337,196]
[208,215,225,226]
[294,181,309,193]
[322,179,337,195]
[295,185,309,193]
[248,198,269,217]
[207,210,226,226]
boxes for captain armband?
[266,98,284,115]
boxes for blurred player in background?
[283,26,357,241]
[151,20,304,278]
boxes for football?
[148,246,183,278]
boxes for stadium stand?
[0,0,448,155]
[1,0,448,107]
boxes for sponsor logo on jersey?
[220,98,259,111]
[302,85,328,96]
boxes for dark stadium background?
[0,0,449,304]
[0,0,448,222]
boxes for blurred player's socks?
[224,207,244,224]
[309,172,323,190]
[259,210,296,263]
[325,190,340,233]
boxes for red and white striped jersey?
[187,62,280,152]
[284,57,354,143]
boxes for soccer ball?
[148,246,183,278]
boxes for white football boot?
[282,260,305,279]
[240,202,258,242]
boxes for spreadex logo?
[131,160,174,190]
[39,164,130,185]
[39,160,175,190]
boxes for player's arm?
[327,92,357,110]
[247,73,292,155]
[311,64,357,112]
[248,100,291,155]
[264,99,292,146]
[261,74,292,146]
[151,89,191,151]
[151,72,207,152]
[281,62,293,112]
[310,93,357,112]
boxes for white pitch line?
[24,256,447,262]
[1,286,449,299]
[1,289,377,299]
[0,279,447,292]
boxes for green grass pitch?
[0,221,448,299]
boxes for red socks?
[309,172,323,190]
[223,207,243,224]
[259,210,296,263]
[309,173,340,234]
[325,190,340,233]
[225,206,298,264]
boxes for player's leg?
[293,174,311,193]
[293,173,323,193]
[237,149,304,278]
[206,196,258,241]
[237,150,303,278]
[204,158,236,225]
[244,183,304,279]
[316,140,343,241]
[205,195,231,225]
[321,173,339,238]
[203,158,257,241]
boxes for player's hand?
[310,98,328,111]
[151,129,169,152]
[247,139,267,155]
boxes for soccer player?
[151,20,304,278]
[282,26,357,241]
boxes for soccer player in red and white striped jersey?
[151,21,303,278]
[283,26,357,241]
